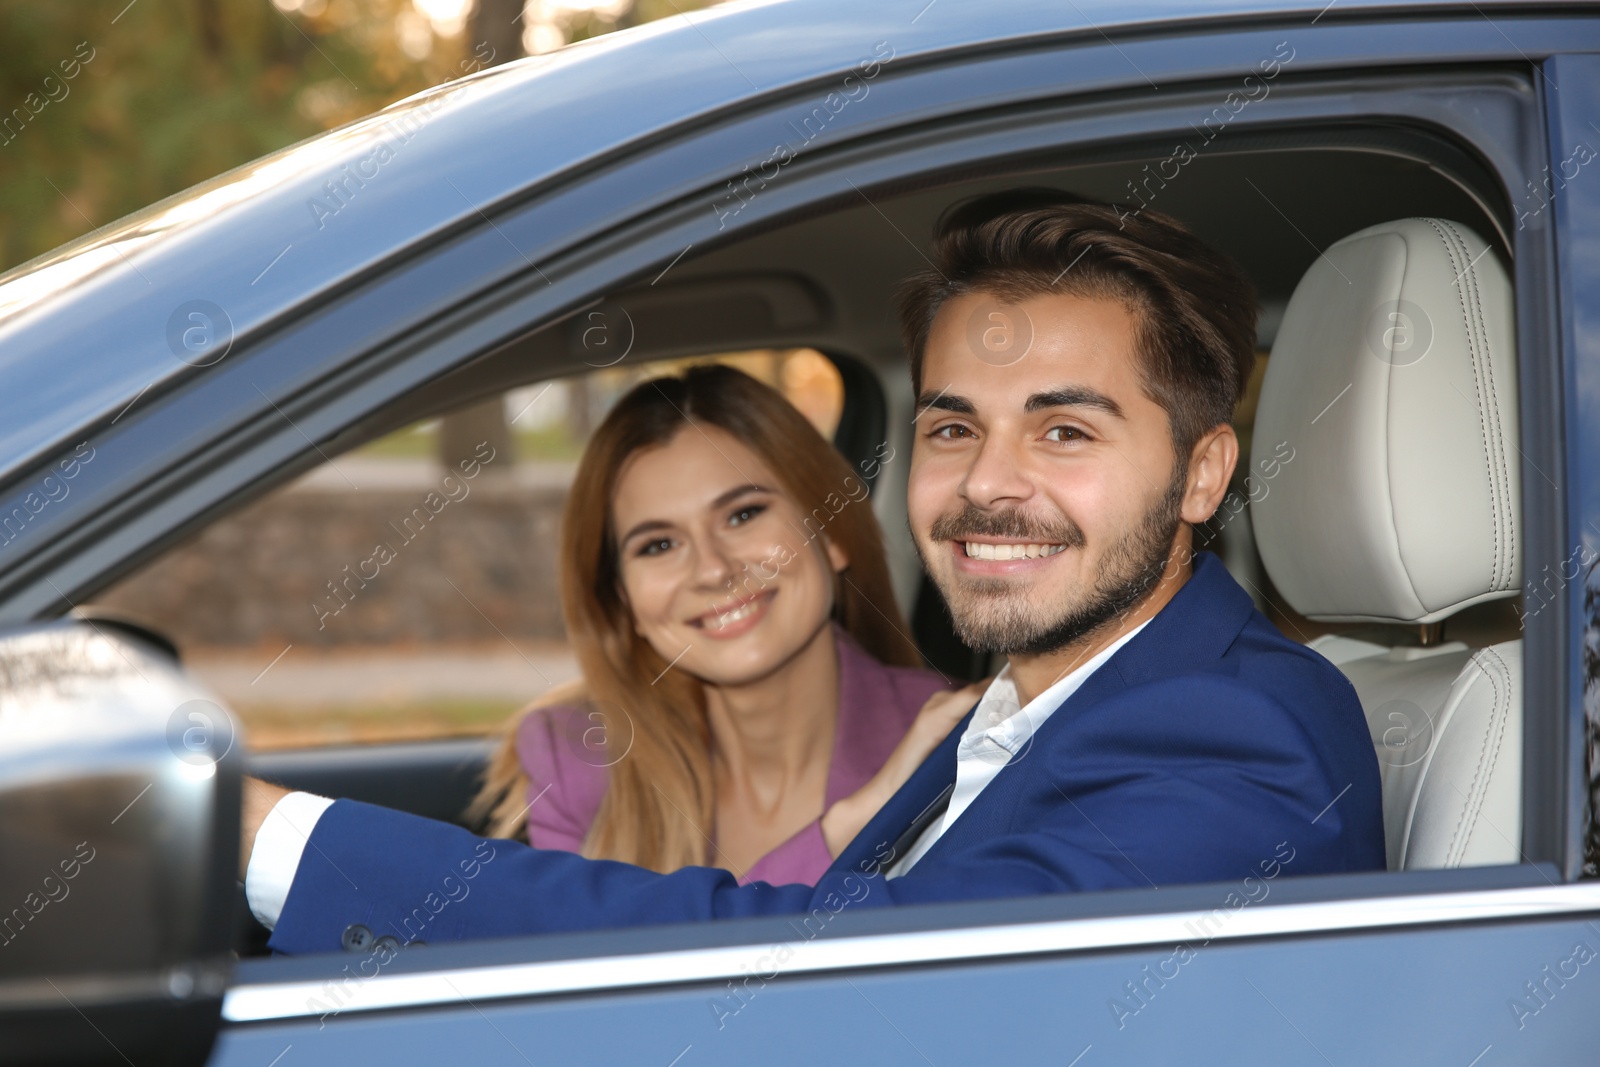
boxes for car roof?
[0,0,1486,483]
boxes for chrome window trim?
[222,881,1600,1023]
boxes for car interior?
[82,137,1529,956]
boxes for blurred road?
[185,641,581,749]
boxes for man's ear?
[1181,424,1239,525]
[823,534,850,574]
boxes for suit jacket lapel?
[829,553,1257,876]
[906,553,1259,863]
[1101,551,1255,689]
[1016,551,1258,740]
[829,704,975,876]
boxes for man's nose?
[959,433,1035,509]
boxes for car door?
[3,5,1599,1065]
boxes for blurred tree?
[0,0,450,270]
[0,0,718,274]
[436,0,522,474]
[469,0,523,65]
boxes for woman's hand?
[820,679,989,858]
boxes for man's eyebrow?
[1024,387,1125,418]
[914,391,975,417]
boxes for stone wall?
[90,459,575,650]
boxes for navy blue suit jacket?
[268,553,1385,954]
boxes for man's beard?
[918,473,1186,657]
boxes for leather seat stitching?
[1443,647,1510,865]
[1424,219,1501,592]
[1441,219,1514,591]
[1430,220,1502,591]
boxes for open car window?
[81,350,845,751]
[80,73,1548,898]
[133,119,1537,895]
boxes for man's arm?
[261,674,1384,954]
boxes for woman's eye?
[1045,425,1089,443]
[729,504,767,527]
[637,537,674,557]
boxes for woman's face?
[611,423,848,688]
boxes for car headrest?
[1249,218,1519,624]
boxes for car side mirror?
[0,622,241,1067]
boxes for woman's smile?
[690,588,777,639]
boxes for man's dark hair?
[897,188,1259,459]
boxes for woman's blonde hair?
[467,363,920,871]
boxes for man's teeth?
[963,542,1066,561]
[706,598,761,630]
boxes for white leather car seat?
[1249,217,1522,870]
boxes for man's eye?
[1045,425,1089,443]
[932,424,975,440]
[729,504,767,527]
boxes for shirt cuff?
[245,791,335,930]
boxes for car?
[2,0,1599,1063]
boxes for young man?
[245,190,1384,954]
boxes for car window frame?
[223,81,1576,1019]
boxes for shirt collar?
[957,619,1152,762]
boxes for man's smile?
[960,540,1068,561]
[948,538,1074,577]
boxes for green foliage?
[0,4,431,269]
[0,0,719,273]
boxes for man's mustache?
[928,502,1086,549]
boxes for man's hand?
[240,776,293,881]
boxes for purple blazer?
[513,625,952,886]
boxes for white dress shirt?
[245,790,334,929]
[887,621,1149,878]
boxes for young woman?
[470,364,978,883]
